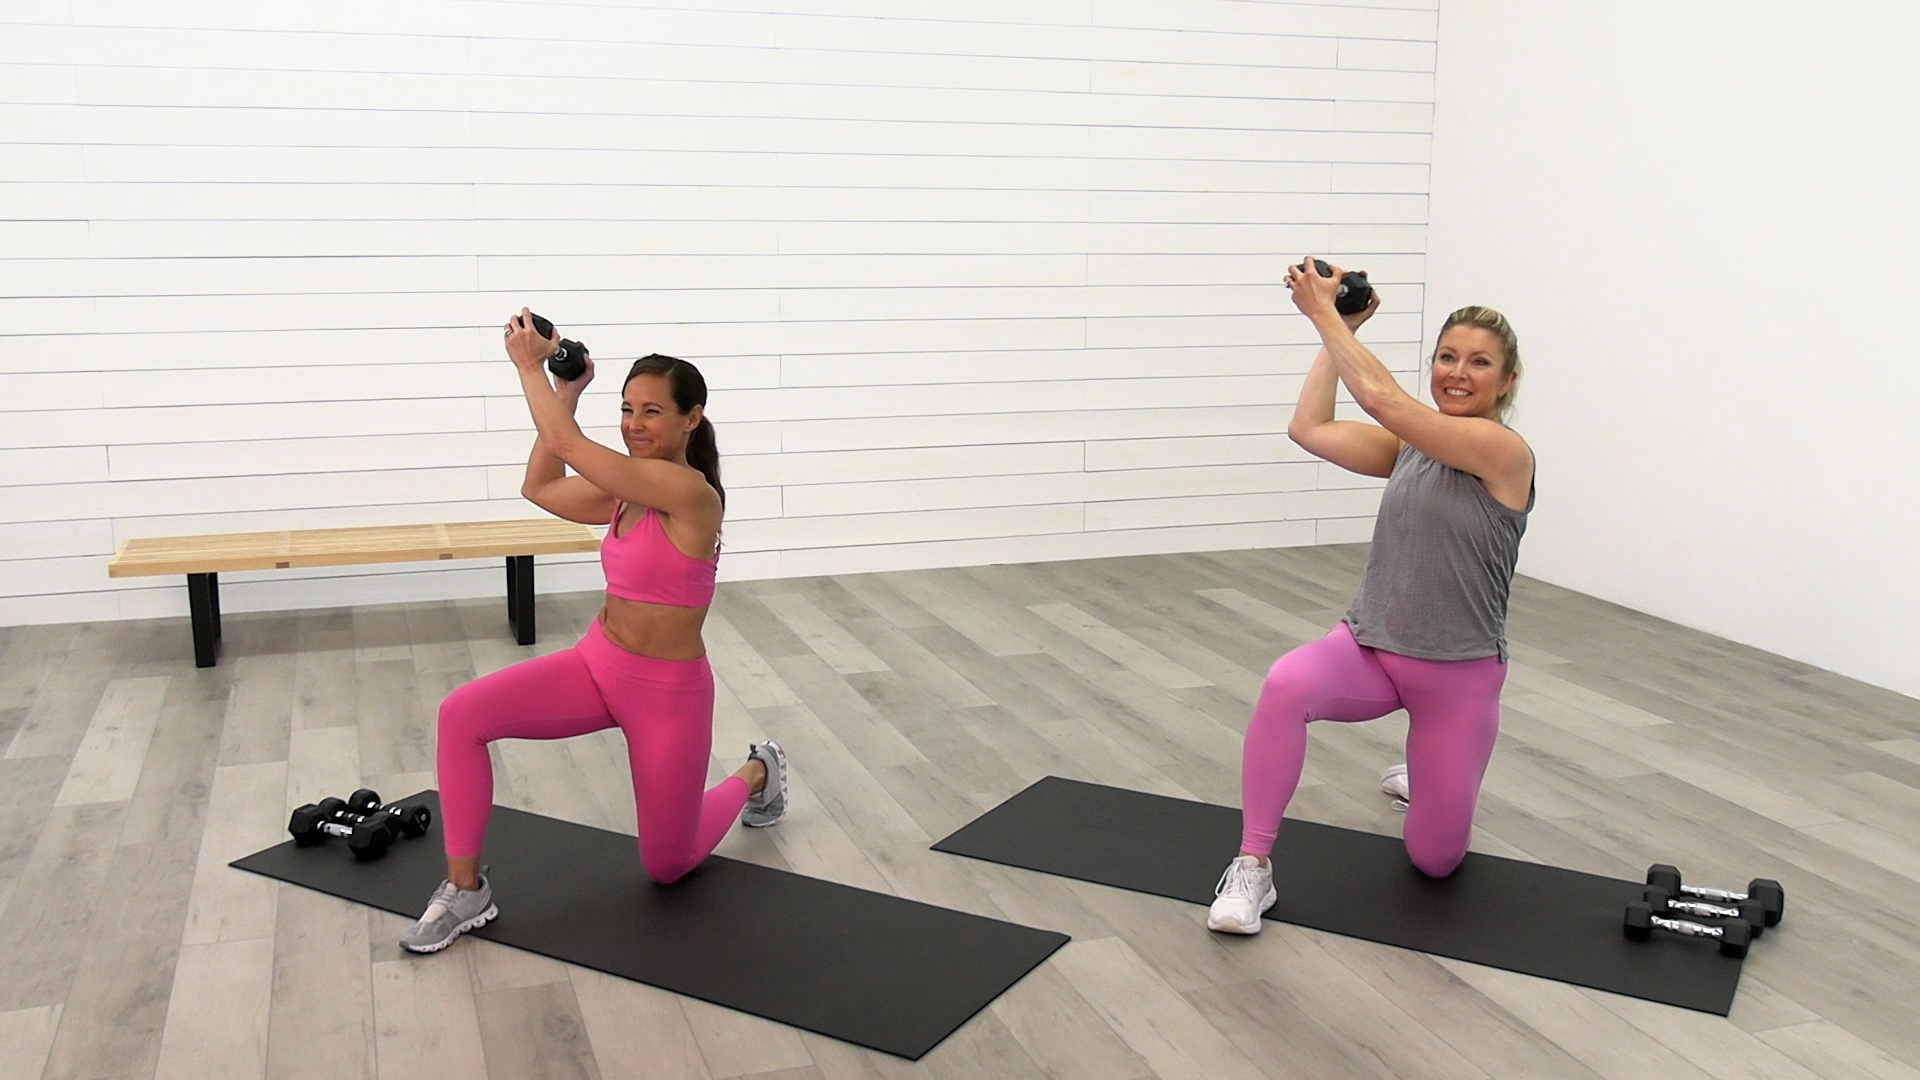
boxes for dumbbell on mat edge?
[326,789,434,840]
[1624,901,1752,958]
[1641,885,1766,938]
[289,797,348,846]
[287,798,430,860]
[288,802,400,859]
[1646,863,1784,926]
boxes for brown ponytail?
[685,415,724,510]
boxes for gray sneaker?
[740,740,788,828]
[399,875,497,953]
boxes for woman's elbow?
[538,433,575,463]
[1352,383,1401,421]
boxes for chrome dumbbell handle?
[1650,914,1727,940]
[1666,897,1742,920]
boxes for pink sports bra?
[602,502,718,608]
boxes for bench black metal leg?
[187,572,221,668]
[506,555,535,645]
[506,558,518,626]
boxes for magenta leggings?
[436,619,748,883]
[1240,623,1506,877]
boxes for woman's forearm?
[1311,310,1406,414]
[1288,346,1339,437]
[522,434,566,496]
[519,366,585,458]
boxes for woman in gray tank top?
[1209,258,1535,935]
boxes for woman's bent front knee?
[437,682,490,745]
[1258,654,1331,715]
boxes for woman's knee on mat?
[639,842,700,885]
[1406,832,1469,878]
[1404,797,1477,878]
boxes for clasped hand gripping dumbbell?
[527,312,589,382]
[288,788,433,862]
[1297,258,1375,316]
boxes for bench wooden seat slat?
[105,519,603,667]
[108,520,600,577]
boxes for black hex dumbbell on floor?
[288,798,398,860]
[288,792,433,861]
[1642,885,1768,938]
[1646,864,1784,926]
[340,789,434,842]
[1624,901,1753,957]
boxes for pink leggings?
[436,619,749,883]
[1240,623,1506,877]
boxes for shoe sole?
[400,903,498,954]
[1206,888,1278,935]
[742,741,788,828]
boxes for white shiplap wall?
[0,0,1434,626]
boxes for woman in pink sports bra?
[400,309,790,954]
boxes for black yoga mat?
[933,776,1747,1015]
[234,792,1068,1059]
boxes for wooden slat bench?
[108,519,602,667]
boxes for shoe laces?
[1215,858,1264,901]
[420,879,462,923]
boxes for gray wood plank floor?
[2,543,1917,1080]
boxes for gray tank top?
[1343,443,1533,661]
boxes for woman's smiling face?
[621,373,699,459]
[1430,325,1515,419]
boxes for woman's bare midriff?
[597,595,709,660]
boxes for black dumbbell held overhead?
[527,312,589,382]
[1646,864,1784,926]
[1299,258,1375,317]
[1624,901,1752,958]
[1642,886,1766,938]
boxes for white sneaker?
[1207,855,1277,935]
[1381,763,1410,811]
